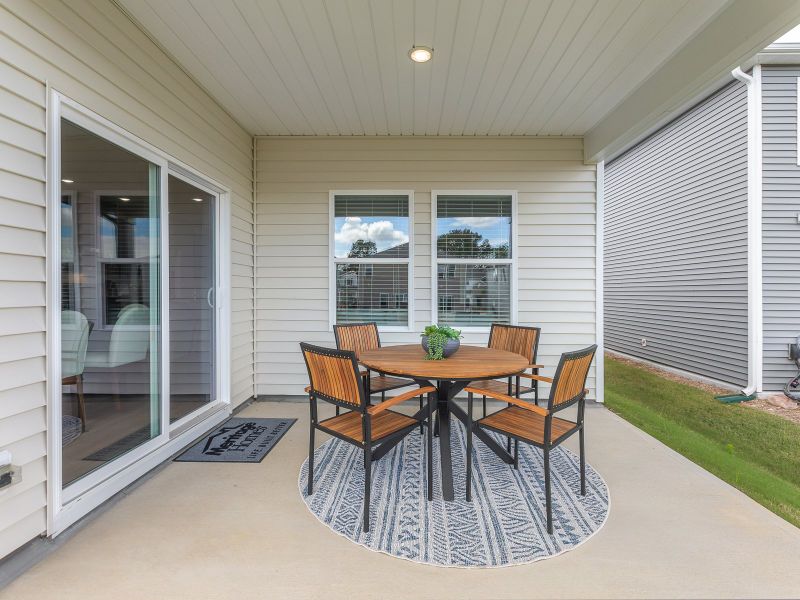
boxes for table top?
[358,344,528,381]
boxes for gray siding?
[761,66,800,391]
[605,81,749,386]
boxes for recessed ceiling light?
[61,179,74,183]
[193,197,204,202]
[408,46,433,63]
[119,197,131,202]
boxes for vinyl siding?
[255,137,597,397]
[605,81,749,386]
[0,0,253,559]
[761,66,800,391]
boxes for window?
[433,192,516,328]
[61,193,78,311]
[97,195,154,327]
[331,192,412,328]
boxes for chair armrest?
[527,364,544,369]
[464,386,549,417]
[359,369,369,377]
[304,385,311,394]
[368,386,436,415]
[518,373,553,383]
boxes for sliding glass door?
[168,175,217,424]
[60,120,162,487]
[57,115,225,516]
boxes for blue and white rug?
[299,421,610,568]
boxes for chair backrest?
[108,303,151,367]
[62,310,90,378]
[488,324,541,364]
[547,345,597,411]
[333,322,380,357]
[301,342,365,410]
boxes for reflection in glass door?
[60,119,161,487]
[168,175,216,423]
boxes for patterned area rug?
[299,422,609,568]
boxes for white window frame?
[431,190,518,332]
[329,190,414,332]
[46,90,232,536]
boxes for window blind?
[436,264,511,327]
[334,195,409,217]
[436,195,512,259]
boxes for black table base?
[413,378,514,501]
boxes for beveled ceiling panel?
[118,0,730,136]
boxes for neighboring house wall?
[255,136,597,397]
[605,81,749,386]
[0,0,253,559]
[761,65,800,391]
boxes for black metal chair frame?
[465,344,597,534]
[301,342,436,533]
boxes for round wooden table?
[359,344,528,501]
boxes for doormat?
[84,426,152,462]
[174,417,296,463]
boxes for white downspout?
[732,65,763,396]
[595,161,605,403]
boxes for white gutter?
[731,65,763,396]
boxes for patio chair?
[334,322,423,423]
[301,342,436,532]
[467,324,543,418]
[464,344,597,534]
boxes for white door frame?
[46,89,232,535]
[166,168,231,434]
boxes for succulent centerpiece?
[421,325,462,360]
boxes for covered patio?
[2,399,800,599]
[3,0,800,596]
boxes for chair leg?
[482,395,486,418]
[466,393,473,502]
[544,445,553,534]
[335,406,340,416]
[507,436,512,454]
[77,375,87,432]
[363,444,372,533]
[381,391,385,402]
[579,425,586,496]
[427,392,433,501]
[307,423,315,496]
[513,439,519,469]
[419,395,424,435]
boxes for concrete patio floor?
[2,399,799,600]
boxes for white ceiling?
[118,0,731,136]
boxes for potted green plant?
[421,325,462,360]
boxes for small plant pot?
[421,336,460,359]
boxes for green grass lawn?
[605,356,800,528]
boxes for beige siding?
[255,137,597,396]
[0,0,253,559]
